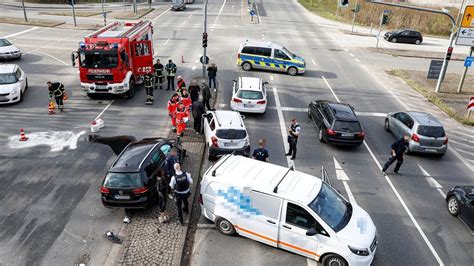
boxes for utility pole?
[335,0,340,20]
[124,0,126,12]
[202,0,208,79]
[457,47,473,93]
[102,0,105,14]
[71,0,77,27]
[351,0,359,32]
[133,0,137,15]
[376,11,384,48]
[21,0,27,22]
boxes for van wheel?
[287,67,298,76]
[322,254,348,266]
[242,62,252,71]
[391,37,398,43]
[126,80,135,99]
[384,119,390,132]
[215,217,236,236]
[319,128,325,143]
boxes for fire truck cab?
[72,21,154,99]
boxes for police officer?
[252,139,269,162]
[153,59,164,90]
[382,134,410,175]
[165,59,177,91]
[169,163,193,226]
[47,81,65,112]
[285,118,300,160]
[144,72,154,105]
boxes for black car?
[446,186,474,230]
[99,138,183,209]
[308,100,365,146]
[384,29,423,45]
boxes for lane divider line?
[3,27,38,38]
[152,8,170,21]
[418,164,446,199]
[95,100,114,121]
[35,51,69,66]
[273,87,294,170]
[322,76,340,103]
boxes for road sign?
[250,10,255,16]
[427,60,443,80]
[464,56,474,67]
[200,55,209,65]
[456,5,474,46]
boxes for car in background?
[0,38,22,60]
[0,64,28,104]
[202,110,251,160]
[171,0,186,11]
[384,29,423,45]
[308,100,365,146]
[446,186,474,231]
[384,111,447,156]
[231,77,268,114]
[100,138,183,209]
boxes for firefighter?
[47,81,65,112]
[180,88,192,119]
[144,71,154,105]
[175,102,187,137]
[153,59,164,90]
[167,93,180,131]
[165,59,177,91]
[176,76,186,96]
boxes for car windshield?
[236,90,263,100]
[0,73,17,84]
[216,129,247,139]
[333,120,361,132]
[0,39,12,47]
[104,172,142,188]
[79,51,118,68]
[308,182,352,232]
[282,47,295,58]
[417,125,445,138]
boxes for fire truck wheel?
[127,80,136,99]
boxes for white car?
[202,110,251,160]
[0,39,22,60]
[231,77,268,114]
[200,155,377,266]
[0,64,28,104]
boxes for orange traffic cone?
[19,128,28,141]
[48,101,55,115]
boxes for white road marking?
[321,76,341,103]
[218,0,227,16]
[35,51,69,66]
[219,103,227,108]
[355,58,361,63]
[164,38,170,46]
[452,145,474,156]
[349,53,354,57]
[152,8,170,21]
[95,101,114,120]
[311,57,317,66]
[344,48,349,52]
[333,157,350,181]
[273,87,294,169]
[266,106,386,117]
[3,27,38,38]
[418,164,446,199]
[342,181,356,204]
[449,148,474,172]
[192,66,197,71]
[8,131,86,152]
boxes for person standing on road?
[189,79,201,104]
[382,134,410,175]
[177,76,186,95]
[157,172,169,223]
[253,139,269,162]
[168,93,180,131]
[207,63,217,89]
[153,59,164,90]
[144,72,154,105]
[47,81,65,112]
[165,149,180,199]
[165,59,177,91]
[169,163,193,226]
[201,81,212,110]
[192,95,205,134]
[285,118,300,160]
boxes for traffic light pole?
[71,1,77,26]
[202,0,208,79]
[376,11,384,48]
[351,0,359,32]
[21,0,27,22]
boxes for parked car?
[99,138,183,209]
[171,0,186,11]
[202,110,251,160]
[0,38,22,60]
[200,154,378,266]
[384,29,423,45]
[0,64,28,104]
[308,100,365,146]
[446,186,474,231]
[231,77,268,114]
[384,111,447,156]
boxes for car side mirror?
[306,227,317,236]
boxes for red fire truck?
[72,20,154,98]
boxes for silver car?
[384,111,448,156]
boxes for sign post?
[457,49,474,93]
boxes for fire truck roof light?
[79,42,85,48]
[113,43,119,49]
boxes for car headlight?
[244,138,250,146]
[11,86,20,95]
[348,246,370,256]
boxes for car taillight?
[443,137,448,145]
[211,136,219,147]
[199,193,203,205]
[233,98,242,103]
[256,100,266,104]
[326,128,337,135]
[99,186,109,194]
[411,133,420,142]
[356,131,365,139]
[132,187,149,194]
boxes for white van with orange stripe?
[200,155,377,266]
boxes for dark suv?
[100,138,182,209]
[384,29,423,45]
[308,100,365,146]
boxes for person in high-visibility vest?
[175,102,187,137]
[176,76,186,96]
[47,81,65,112]
[180,88,192,119]
[144,72,154,105]
[153,59,164,90]
[165,59,177,91]
[167,93,180,131]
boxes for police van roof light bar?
[273,166,294,193]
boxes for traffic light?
[382,14,389,25]
[202,32,208,48]
[339,0,349,7]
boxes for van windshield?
[282,47,295,58]
[308,183,352,232]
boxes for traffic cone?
[48,101,55,115]
[19,128,28,141]
[181,56,185,63]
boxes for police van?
[237,40,306,76]
[200,155,377,266]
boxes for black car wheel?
[242,62,252,71]
[391,37,398,43]
[215,217,236,236]
[319,128,325,143]
[415,39,421,45]
[321,254,348,266]
[307,107,312,119]
[384,119,390,132]
[447,196,459,216]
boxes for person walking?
[153,59,164,90]
[252,139,269,162]
[192,95,205,134]
[285,118,301,160]
[169,163,193,226]
[201,81,212,110]
[165,59,177,91]
[157,173,169,223]
[189,79,201,104]
[47,81,65,112]
[382,134,410,175]
[207,63,217,89]
[167,93,180,131]
[177,76,186,94]
[144,72,154,105]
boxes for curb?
[367,47,465,62]
[0,17,64,27]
